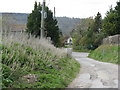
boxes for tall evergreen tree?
[26,1,41,36]
[102,1,120,36]
[92,12,102,33]
[80,12,103,50]
[26,2,61,47]
[45,7,61,47]
[115,1,120,34]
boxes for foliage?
[89,45,119,64]
[26,2,61,47]
[71,17,94,39]
[1,33,80,88]
[93,12,102,33]
[26,2,41,37]
[72,1,120,52]
[84,12,103,50]
[71,17,94,51]
[44,7,61,47]
[72,13,104,51]
[102,1,120,36]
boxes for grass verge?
[88,45,119,64]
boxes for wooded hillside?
[0,13,81,35]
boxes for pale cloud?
[0,0,118,18]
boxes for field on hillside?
[89,45,119,64]
[1,33,80,88]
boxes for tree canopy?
[71,12,104,50]
[26,1,61,47]
[71,1,120,51]
[102,1,120,36]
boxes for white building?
[65,37,72,45]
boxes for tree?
[86,12,104,50]
[115,1,120,34]
[26,2,61,47]
[102,1,120,36]
[71,17,94,46]
[26,2,41,37]
[92,12,102,33]
[44,7,61,47]
[72,13,104,50]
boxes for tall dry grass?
[1,32,80,88]
[2,33,67,57]
[1,32,68,87]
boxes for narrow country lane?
[68,52,119,88]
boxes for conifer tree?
[102,1,120,36]
[92,12,102,33]
[26,2,61,47]
[115,1,120,34]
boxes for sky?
[0,0,119,18]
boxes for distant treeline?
[0,13,81,35]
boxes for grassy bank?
[1,33,80,88]
[89,45,119,64]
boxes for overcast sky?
[0,0,118,18]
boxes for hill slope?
[0,13,81,34]
[2,13,28,24]
[56,17,81,34]
[89,45,119,64]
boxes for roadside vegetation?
[88,2,120,64]
[1,33,80,88]
[71,12,104,52]
[71,1,120,52]
[89,45,119,64]
[1,1,80,88]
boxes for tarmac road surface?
[68,52,119,89]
